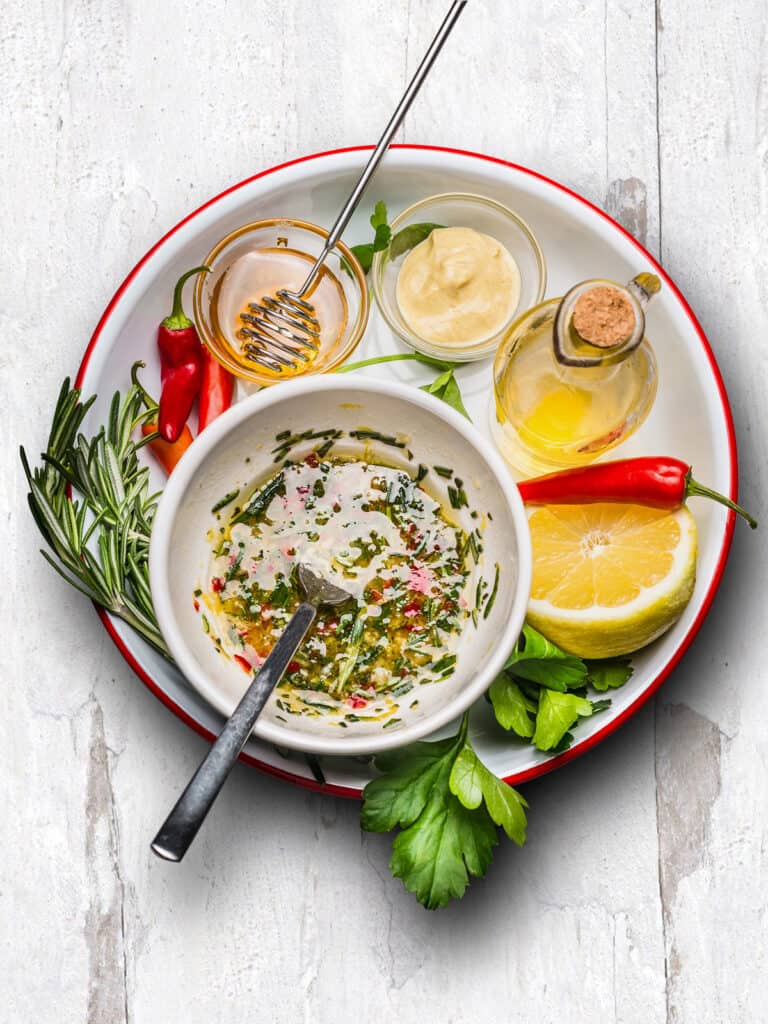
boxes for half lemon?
[526,503,697,659]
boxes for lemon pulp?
[526,503,697,658]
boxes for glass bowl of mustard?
[372,193,546,363]
[194,218,369,387]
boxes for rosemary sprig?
[20,367,171,659]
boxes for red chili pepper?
[140,421,193,475]
[233,654,252,673]
[518,457,757,528]
[211,577,225,593]
[198,347,234,433]
[132,362,194,475]
[157,266,210,443]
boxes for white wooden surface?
[3,1,766,1021]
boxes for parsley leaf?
[488,674,536,738]
[532,690,595,751]
[489,627,629,754]
[504,624,587,691]
[450,745,528,844]
[347,201,444,274]
[361,733,462,833]
[390,782,497,910]
[349,200,392,273]
[370,200,391,248]
[361,714,527,909]
[590,698,613,713]
[550,730,575,754]
[389,221,444,259]
[421,367,471,420]
[586,658,634,691]
[369,199,388,230]
[349,243,375,274]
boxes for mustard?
[395,226,521,349]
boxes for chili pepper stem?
[162,265,210,331]
[686,472,757,529]
[130,361,158,411]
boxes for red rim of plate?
[74,144,738,800]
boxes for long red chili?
[518,457,757,529]
[157,266,210,443]
[132,361,194,475]
[198,347,234,433]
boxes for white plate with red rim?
[75,144,737,797]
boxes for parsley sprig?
[361,712,527,909]
[364,626,634,909]
[349,200,443,273]
[489,625,633,752]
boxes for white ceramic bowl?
[149,375,532,756]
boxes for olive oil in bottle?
[491,274,661,476]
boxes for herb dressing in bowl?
[203,454,475,729]
[149,377,532,756]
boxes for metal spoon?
[151,565,353,862]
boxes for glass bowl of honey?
[194,218,369,386]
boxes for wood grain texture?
[2,1,765,1021]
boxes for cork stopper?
[572,285,636,348]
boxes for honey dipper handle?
[299,1,467,295]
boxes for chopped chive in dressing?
[211,489,240,514]
[483,563,501,619]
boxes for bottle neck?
[552,274,659,369]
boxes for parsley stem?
[335,352,454,373]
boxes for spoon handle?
[151,601,317,862]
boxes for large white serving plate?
[76,145,737,797]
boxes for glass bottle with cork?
[491,273,661,476]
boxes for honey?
[491,275,660,476]
[208,246,349,380]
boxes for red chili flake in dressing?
[403,599,421,617]
[193,599,200,612]
[287,660,300,673]
[233,655,251,673]
[305,452,319,468]
[211,577,224,593]
[347,696,368,709]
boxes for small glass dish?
[371,193,546,362]
[194,218,369,387]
